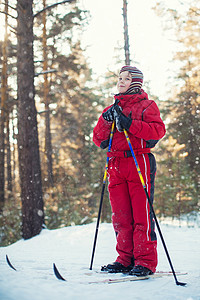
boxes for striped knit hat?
[119,65,143,94]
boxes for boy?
[93,66,166,276]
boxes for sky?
[79,0,186,99]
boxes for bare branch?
[189,7,200,16]
[33,0,76,18]
[34,60,44,63]
[1,2,16,11]
[8,23,16,31]
[38,109,54,114]
[35,69,57,77]
[106,69,118,78]
[9,29,17,35]
[0,10,17,19]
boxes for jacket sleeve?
[128,101,166,141]
[93,107,113,149]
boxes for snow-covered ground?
[0,221,200,300]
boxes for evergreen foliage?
[0,1,200,245]
[0,0,110,245]
[154,1,200,217]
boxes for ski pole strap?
[123,129,146,189]
[103,121,115,183]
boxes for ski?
[6,255,17,271]
[90,275,149,284]
[84,270,186,276]
[5,256,187,285]
[53,263,66,281]
[6,255,68,281]
[88,272,186,284]
[53,263,187,284]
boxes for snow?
[0,221,200,300]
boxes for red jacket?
[93,90,166,153]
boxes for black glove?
[115,116,124,132]
[113,105,132,132]
[113,105,123,132]
[102,99,121,122]
[117,113,132,131]
[102,105,115,122]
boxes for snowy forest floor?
[0,220,200,300]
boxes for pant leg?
[107,157,134,267]
[127,153,157,272]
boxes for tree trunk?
[11,111,16,188]
[17,0,44,239]
[123,0,131,65]
[6,117,12,192]
[43,0,54,186]
[0,114,5,212]
[0,0,8,212]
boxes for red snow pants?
[107,153,157,273]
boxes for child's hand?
[102,105,115,122]
[116,116,124,132]
[113,105,132,132]
[116,113,132,131]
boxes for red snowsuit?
[93,91,166,273]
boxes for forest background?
[0,0,199,246]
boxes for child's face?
[117,71,132,94]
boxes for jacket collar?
[114,89,148,107]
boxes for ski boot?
[101,262,132,273]
[129,265,154,277]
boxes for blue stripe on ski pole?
[103,121,115,184]
[123,129,146,189]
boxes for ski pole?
[123,128,186,286]
[89,121,115,270]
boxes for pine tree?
[33,2,104,228]
[154,1,200,216]
[17,0,44,239]
[0,0,9,212]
